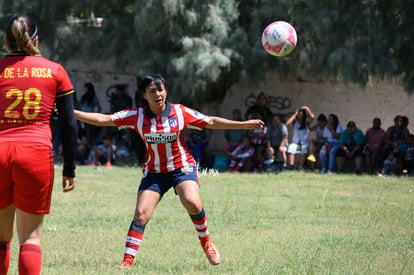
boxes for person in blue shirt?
[336,121,365,174]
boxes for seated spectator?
[286,106,315,170]
[224,108,245,154]
[76,136,91,165]
[248,111,268,171]
[307,113,328,169]
[244,92,273,124]
[109,85,133,147]
[186,128,212,166]
[319,114,342,174]
[228,137,255,172]
[382,115,409,168]
[336,121,365,174]
[89,136,115,167]
[383,151,397,175]
[266,113,288,167]
[403,134,414,175]
[364,118,385,174]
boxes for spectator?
[336,121,365,174]
[307,114,328,169]
[248,111,268,171]
[244,92,273,124]
[227,137,255,172]
[266,113,289,167]
[286,106,315,170]
[79,82,102,147]
[89,136,115,167]
[383,115,409,172]
[364,118,385,174]
[76,136,91,165]
[186,128,212,166]
[110,85,133,113]
[382,151,397,175]
[403,134,414,175]
[319,114,343,174]
[110,85,133,147]
[224,108,245,154]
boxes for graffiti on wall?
[244,93,294,120]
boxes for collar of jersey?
[145,100,172,119]
[7,51,41,57]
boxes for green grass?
[8,166,414,274]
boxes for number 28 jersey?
[0,54,74,147]
[111,102,210,173]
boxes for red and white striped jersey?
[111,102,210,173]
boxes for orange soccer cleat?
[203,240,221,265]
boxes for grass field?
[8,165,414,274]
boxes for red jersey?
[0,54,74,147]
[111,102,210,173]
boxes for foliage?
[0,0,413,105]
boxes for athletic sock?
[190,208,210,247]
[0,241,10,275]
[18,243,42,275]
[122,221,145,267]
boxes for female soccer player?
[75,73,264,269]
[0,14,78,274]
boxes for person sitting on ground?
[248,111,268,171]
[89,136,115,167]
[224,108,245,155]
[227,136,255,172]
[336,121,365,174]
[382,151,397,175]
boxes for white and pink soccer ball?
[262,21,297,57]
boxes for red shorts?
[0,142,54,215]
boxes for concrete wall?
[206,72,414,152]
[68,69,414,153]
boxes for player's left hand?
[247,119,265,129]
[63,176,76,192]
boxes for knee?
[134,208,151,225]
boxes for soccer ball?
[262,21,297,57]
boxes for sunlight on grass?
[7,167,414,274]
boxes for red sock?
[0,241,10,275]
[19,244,42,275]
[190,209,210,247]
[122,221,145,267]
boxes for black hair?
[138,74,167,106]
[317,114,327,123]
[329,114,339,131]
[298,109,308,129]
[81,82,96,106]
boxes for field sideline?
[7,166,414,274]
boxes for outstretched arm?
[74,110,116,127]
[206,116,264,130]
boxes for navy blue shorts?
[139,166,199,196]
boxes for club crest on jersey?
[168,117,178,128]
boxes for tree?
[1,0,413,106]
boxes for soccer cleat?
[119,261,132,269]
[88,161,96,167]
[106,161,112,168]
[203,240,221,265]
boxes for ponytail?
[5,14,40,55]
